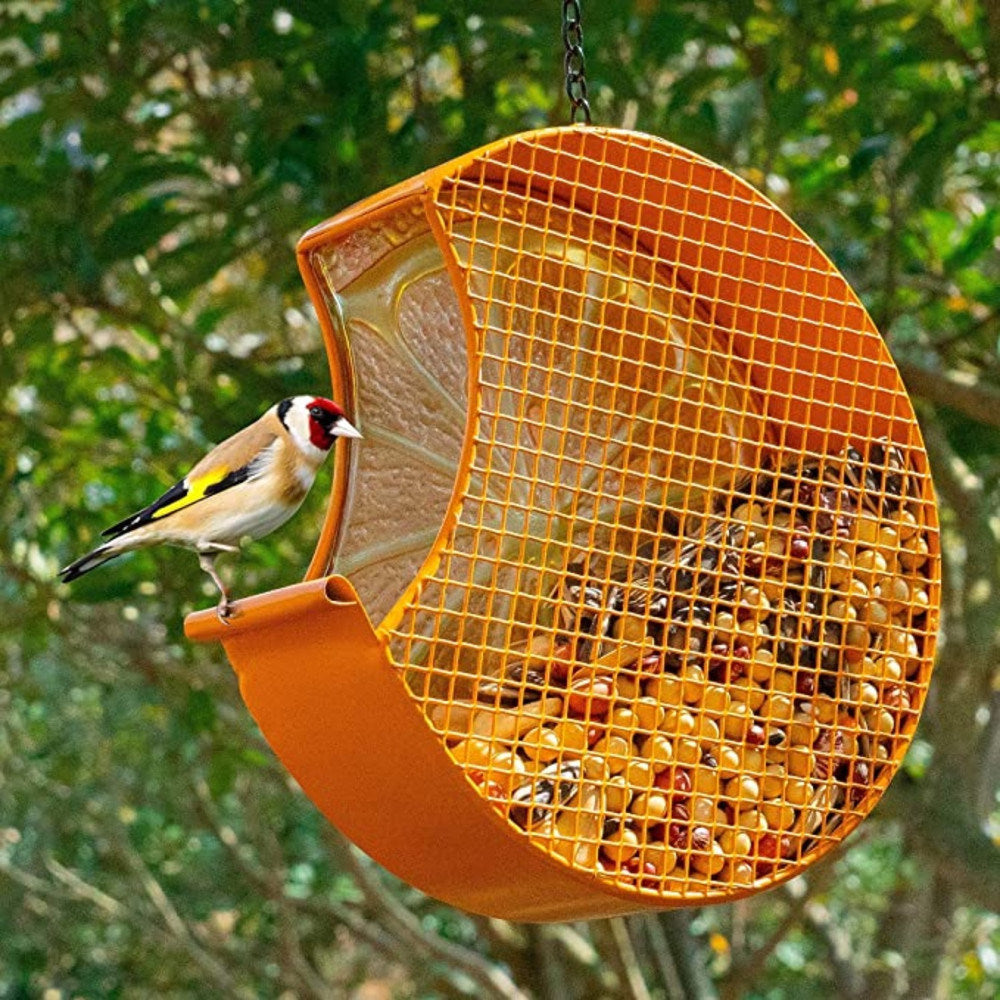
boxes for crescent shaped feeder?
[185,126,940,921]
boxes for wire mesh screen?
[379,129,939,900]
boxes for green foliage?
[2,1,998,998]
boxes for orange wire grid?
[187,126,939,918]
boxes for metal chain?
[562,0,592,125]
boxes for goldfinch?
[59,395,360,620]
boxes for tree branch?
[803,899,866,998]
[657,910,719,1000]
[607,916,653,1000]
[976,688,1000,819]
[529,924,574,1000]
[897,359,1000,431]
[45,858,123,916]
[250,804,338,1000]
[192,776,406,994]
[33,857,250,997]
[111,830,192,943]
[325,831,531,1000]
[719,871,832,1000]
[633,913,687,999]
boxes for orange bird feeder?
[186,126,940,921]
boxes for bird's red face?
[305,397,360,450]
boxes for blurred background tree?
[2,0,998,997]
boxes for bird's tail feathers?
[59,540,127,583]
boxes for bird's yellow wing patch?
[152,467,232,519]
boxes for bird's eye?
[309,406,322,418]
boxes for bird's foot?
[216,593,233,625]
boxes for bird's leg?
[198,551,232,622]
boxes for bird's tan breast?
[272,437,315,506]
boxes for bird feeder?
[186,126,940,921]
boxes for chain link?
[562,0,591,125]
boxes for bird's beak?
[334,418,362,440]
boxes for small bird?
[59,396,360,620]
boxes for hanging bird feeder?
[186,124,940,920]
